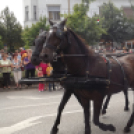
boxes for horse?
[31,29,132,134]
[31,31,129,117]
[39,19,134,134]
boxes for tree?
[63,0,106,45]
[0,36,3,49]
[100,2,134,44]
[129,0,134,14]
[0,7,23,52]
[22,17,49,49]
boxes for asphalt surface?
[0,88,134,134]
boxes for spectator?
[23,49,35,87]
[129,49,133,53]
[7,53,12,60]
[15,50,18,53]
[0,50,2,60]
[36,62,47,92]
[11,53,22,89]
[17,51,21,61]
[46,63,55,91]
[21,52,27,61]
[94,48,99,53]
[20,47,26,57]
[123,47,128,53]
[0,49,4,60]
[0,53,12,89]
[113,49,116,53]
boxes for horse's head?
[31,31,47,65]
[41,19,69,63]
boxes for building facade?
[23,0,134,27]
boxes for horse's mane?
[68,29,94,56]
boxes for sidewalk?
[0,84,38,92]
[0,83,63,92]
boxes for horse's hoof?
[124,127,131,133]
[108,124,116,132]
[50,127,59,134]
[124,107,130,112]
[85,128,91,134]
[85,131,91,134]
[102,109,107,115]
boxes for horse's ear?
[60,18,67,27]
[49,20,54,26]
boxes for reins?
[44,27,130,90]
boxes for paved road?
[0,88,134,134]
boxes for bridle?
[42,24,90,78]
[41,24,129,89]
[43,24,87,62]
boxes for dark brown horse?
[39,19,134,134]
[31,30,129,117]
[31,24,133,134]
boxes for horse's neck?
[63,43,97,76]
[52,59,66,74]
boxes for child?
[36,62,47,92]
[46,63,54,91]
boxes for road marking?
[0,110,83,134]
[0,116,42,134]
[0,102,80,111]
[7,95,63,100]
[0,102,60,111]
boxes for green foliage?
[100,2,134,43]
[63,1,106,45]
[0,36,3,49]
[82,0,95,4]
[22,17,49,48]
[129,0,134,12]
[0,7,23,52]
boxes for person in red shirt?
[20,47,26,56]
[36,62,48,92]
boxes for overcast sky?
[0,0,23,26]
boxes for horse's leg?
[124,109,134,132]
[51,90,72,134]
[102,95,111,115]
[93,95,116,132]
[123,90,129,111]
[80,98,91,134]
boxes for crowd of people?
[0,46,133,92]
[94,47,134,54]
[0,48,55,92]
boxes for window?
[49,11,60,20]
[33,6,37,20]
[47,6,60,21]
[25,6,29,21]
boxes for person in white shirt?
[0,53,12,89]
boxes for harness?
[102,55,128,89]
[43,25,129,89]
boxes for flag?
[97,19,99,24]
